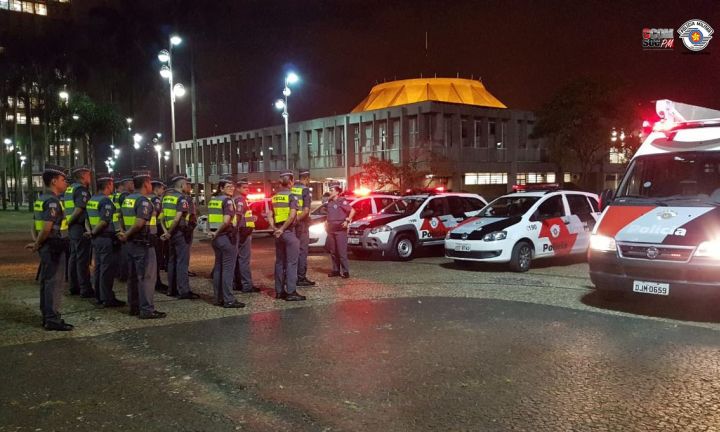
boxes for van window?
[447,196,467,217]
[587,196,599,212]
[353,198,373,219]
[567,194,593,216]
[374,197,396,212]
[462,197,485,212]
[425,197,448,217]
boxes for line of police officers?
[29,164,355,331]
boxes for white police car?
[445,187,600,271]
[348,191,487,260]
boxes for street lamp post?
[158,34,183,173]
[154,143,163,179]
[275,72,299,170]
[19,154,26,205]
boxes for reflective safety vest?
[86,194,115,232]
[208,195,233,230]
[33,193,68,235]
[121,193,139,228]
[234,195,255,229]
[291,183,305,209]
[147,194,159,235]
[63,183,82,223]
[112,192,126,226]
[162,190,185,230]
[272,190,293,223]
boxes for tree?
[532,78,642,190]
[358,147,452,191]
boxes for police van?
[589,100,720,298]
[445,186,600,271]
[347,191,487,260]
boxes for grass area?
[0,210,33,233]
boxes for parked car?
[446,187,600,271]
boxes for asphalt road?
[2,236,720,431]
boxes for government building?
[174,77,581,200]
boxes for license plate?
[454,243,471,252]
[632,280,670,296]
[348,237,360,245]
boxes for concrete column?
[298,123,309,170]
[202,140,211,203]
[230,136,238,178]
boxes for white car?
[445,188,600,272]
[309,194,400,249]
[348,192,487,260]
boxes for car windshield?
[480,196,540,217]
[616,152,720,205]
[381,197,426,215]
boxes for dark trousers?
[235,229,254,291]
[92,236,118,303]
[274,229,299,294]
[68,225,92,295]
[39,242,65,325]
[167,231,190,296]
[126,242,157,315]
[212,234,238,304]
[117,243,129,282]
[326,227,350,274]
[295,221,309,279]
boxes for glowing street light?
[173,83,186,98]
[158,33,185,171]
[58,90,69,102]
[170,35,182,46]
[275,71,299,170]
[133,133,142,150]
[154,143,163,178]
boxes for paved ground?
[2,211,720,431]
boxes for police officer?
[207,178,245,308]
[114,176,134,282]
[26,164,73,331]
[85,173,126,308]
[118,170,166,319]
[292,169,316,287]
[271,171,306,301]
[160,173,199,299]
[184,176,198,278]
[233,178,260,293]
[324,186,355,278]
[150,180,169,293]
[64,165,94,298]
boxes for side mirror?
[420,209,434,218]
[599,189,615,211]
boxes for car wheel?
[392,234,415,261]
[509,241,533,272]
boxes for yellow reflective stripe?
[291,186,304,207]
[244,209,255,228]
[272,193,291,222]
[208,198,226,228]
[122,198,136,227]
[59,201,68,231]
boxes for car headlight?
[590,234,616,252]
[309,223,326,236]
[694,241,720,259]
[483,231,507,242]
[370,225,392,234]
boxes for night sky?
[118,0,719,141]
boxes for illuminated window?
[31,116,40,125]
[21,1,33,13]
[0,0,8,9]
[564,173,572,183]
[609,147,627,164]
[17,113,27,124]
[16,98,25,109]
[6,97,14,107]
[5,114,14,122]
[464,172,508,185]
[10,0,21,11]
[35,3,46,14]
[516,172,556,185]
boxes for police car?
[347,190,487,260]
[589,100,720,299]
[309,190,400,249]
[445,186,600,272]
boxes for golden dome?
[351,77,507,113]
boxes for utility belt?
[130,238,152,246]
[93,232,116,239]
[327,221,347,232]
[43,237,69,254]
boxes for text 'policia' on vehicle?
[589,99,720,299]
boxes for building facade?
[174,78,591,200]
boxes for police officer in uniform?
[207,178,245,308]
[184,177,198,278]
[114,176,134,282]
[150,180,169,293]
[118,170,166,319]
[27,164,73,331]
[233,178,260,293]
[85,173,126,307]
[324,186,355,278]
[160,173,199,299]
[64,165,94,297]
[271,171,306,301]
[292,169,316,287]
